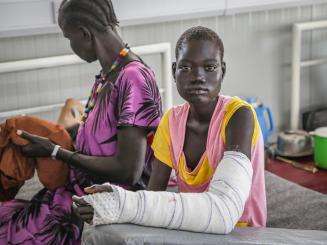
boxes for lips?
[186,87,209,95]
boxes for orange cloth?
[0,116,73,201]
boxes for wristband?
[51,145,61,160]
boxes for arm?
[147,159,172,191]
[76,107,255,234]
[18,126,148,185]
[80,151,253,234]
[225,106,254,159]
[58,126,147,185]
[58,127,147,184]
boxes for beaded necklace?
[81,46,130,122]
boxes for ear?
[221,61,226,80]
[79,26,92,42]
[172,62,177,82]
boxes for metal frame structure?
[0,42,173,119]
[291,20,327,129]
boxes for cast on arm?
[82,151,253,234]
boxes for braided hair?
[175,26,224,61]
[58,0,119,32]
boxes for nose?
[192,67,206,83]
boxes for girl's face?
[173,39,225,105]
[60,22,97,63]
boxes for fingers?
[72,195,89,206]
[16,130,37,143]
[84,185,105,194]
[75,204,93,214]
[72,202,94,224]
[84,184,113,194]
[80,214,93,224]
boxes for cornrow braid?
[59,0,119,32]
[100,0,118,27]
[175,26,224,61]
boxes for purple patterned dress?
[0,61,162,244]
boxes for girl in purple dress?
[0,0,162,244]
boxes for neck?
[188,97,219,123]
[94,30,126,75]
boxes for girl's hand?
[17,130,56,158]
[72,184,113,224]
[84,184,113,194]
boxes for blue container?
[246,98,274,144]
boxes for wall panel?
[0,3,327,129]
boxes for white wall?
[0,2,327,129]
[1,0,326,37]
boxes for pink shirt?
[152,95,267,227]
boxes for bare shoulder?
[225,106,254,158]
[228,106,254,128]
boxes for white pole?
[162,44,173,111]
[0,55,84,74]
[290,25,302,130]
[0,100,87,119]
[0,43,173,117]
[290,20,327,130]
[296,20,327,31]
[0,43,172,74]
[0,90,164,119]
[301,58,327,68]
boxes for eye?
[205,64,218,72]
[178,65,191,72]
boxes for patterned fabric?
[151,95,267,227]
[0,61,162,244]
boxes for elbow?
[124,173,141,186]
[122,165,143,186]
[115,152,145,185]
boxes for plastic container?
[311,127,327,169]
